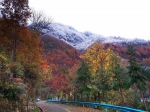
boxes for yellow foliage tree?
[80,42,121,102]
[80,42,119,76]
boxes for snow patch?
[41,23,150,50]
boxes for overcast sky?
[29,0,150,40]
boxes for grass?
[31,108,39,112]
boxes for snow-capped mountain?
[42,23,150,51]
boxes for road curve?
[36,101,100,112]
[36,101,80,112]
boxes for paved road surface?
[37,101,101,112]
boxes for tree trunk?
[140,91,148,110]
[94,93,96,102]
[12,38,17,62]
[98,92,101,102]
[120,88,124,105]
[81,94,83,101]
[73,91,75,101]
[102,90,105,102]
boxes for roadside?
[36,101,101,112]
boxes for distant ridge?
[41,22,150,51]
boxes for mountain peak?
[41,22,150,51]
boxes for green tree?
[74,61,92,101]
[126,45,148,110]
[96,66,112,102]
[110,56,130,105]
[0,54,26,111]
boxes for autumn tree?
[81,42,116,76]
[142,58,150,66]
[81,42,120,102]
[0,0,31,62]
[0,51,26,111]
[0,1,48,111]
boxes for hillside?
[41,23,150,65]
[41,34,81,75]
[40,23,150,104]
[41,34,75,51]
[103,43,150,62]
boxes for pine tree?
[126,45,147,90]
[74,61,92,101]
[126,45,148,110]
[110,62,130,105]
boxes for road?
[36,101,101,112]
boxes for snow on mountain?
[42,23,150,51]
[0,13,2,18]
[42,23,102,50]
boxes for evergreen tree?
[126,45,148,110]
[97,66,111,102]
[126,45,147,90]
[74,61,92,101]
[110,62,130,105]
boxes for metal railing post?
[105,108,108,112]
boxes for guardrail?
[46,100,147,112]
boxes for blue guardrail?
[46,100,148,112]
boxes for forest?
[0,0,150,112]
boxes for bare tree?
[29,9,53,32]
